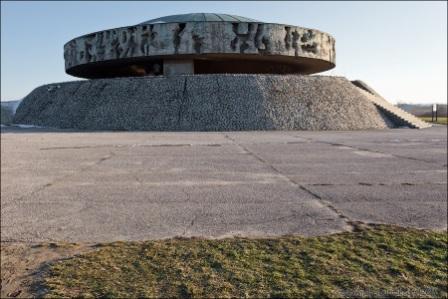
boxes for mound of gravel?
[14,74,394,131]
[1,100,21,125]
[1,106,14,125]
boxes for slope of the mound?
[14,75,394,131]
[1,100,21,125]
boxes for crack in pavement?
[6,152,116,207]
[209,211,330,227]
[298,185,353,227]
[37,138,323,151]
[182,214,197,237]
[1,233,62,244]
[307,182,447,187]
[223,134,355,230]
[39,144,192,150]
[175,187,195,237]
[300,137,441,165]
[39,143,227,151]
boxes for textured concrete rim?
[64,20,336,78]
[64,22,335,45]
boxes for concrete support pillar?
[163,60,194,76]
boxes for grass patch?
[419,116,448,125]
[44,225,447,298]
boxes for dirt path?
[1,243,92,298]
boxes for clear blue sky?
[1,1,447,104]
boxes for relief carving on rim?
[64,22,335,69]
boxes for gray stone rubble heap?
[14,74,394,131]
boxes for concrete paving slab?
[242,142,446,185]
[1,126,446,243]
[2,182,347,242]
[295,126,447,164]
[306,184,447,230]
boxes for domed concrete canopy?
[64,13,336,78]
[140,13,261,24]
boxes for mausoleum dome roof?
[139,13,261,24]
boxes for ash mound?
[14,74,394,131]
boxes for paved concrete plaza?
[1,126,446,243]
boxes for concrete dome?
[64,13,336,78]
[139,13,261,24]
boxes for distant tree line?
[397,103,447,117]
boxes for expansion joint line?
[182,214,197,237]
[9,152,116,206]
[301,136,438,165]
[297,185,357,229]
[223,134,355,230]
